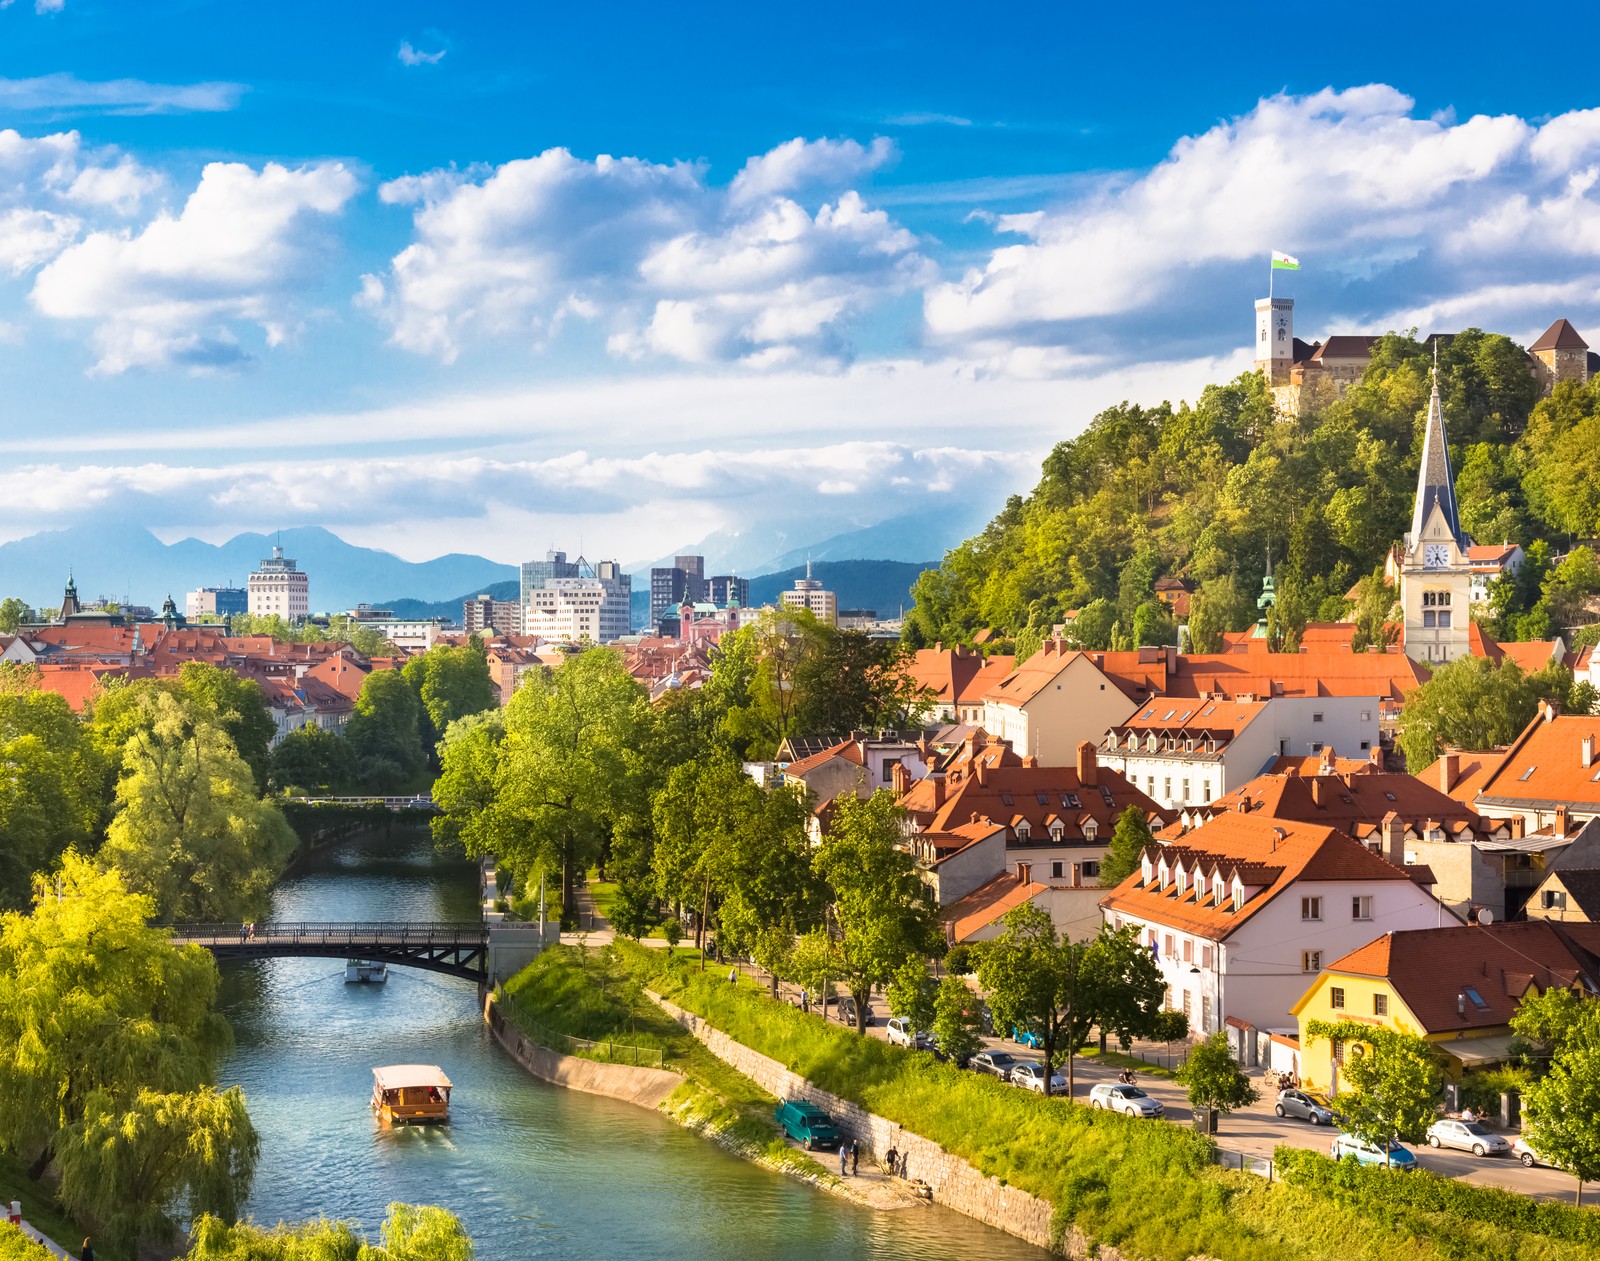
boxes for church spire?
[1408,343,1466,548]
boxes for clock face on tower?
[1424,543,1451,569]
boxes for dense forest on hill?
[903,329,1600,654]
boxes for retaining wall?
[485,995,681,1110]
[648,991,1058,1252]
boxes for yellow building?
[1291,920,1600,1095]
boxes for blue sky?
[2,1,1598,571]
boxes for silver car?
[1009,1062,1067,1093]
[1089,1082,1164,1117]
[1512,1135,1553,1168]
[1426,1119,1509,1156]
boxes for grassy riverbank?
[625,942,1600,1261]
[0,1153,99,1261]
[498,944,837,1187]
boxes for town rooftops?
[1473,707,1600,811]
[1303,920,1600,1035]
[1100,812,1422,942]
[1529,318,1589,352]
[1534,869,1600,919]
[1182,769,1490,844]
[906,645,1014,709]
[941,871,1052,943]
[981,640,1113,708]
[1311,335,1381,361]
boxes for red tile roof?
[1317,920,1600,1034]
[941,873,1052,942]
[1473,709,1600,809]
[907,647,1016,708]
[1189,770,1489,842]
[1100,812,1422,941]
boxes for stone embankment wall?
[485,995,680,1109]
[648,991,1058,1253]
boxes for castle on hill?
[1253,296,1597,413]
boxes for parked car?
[1275,1088,1336,1126]
[774,1099,841,1151]
[1088,1083,1164,1117]
[1012,1027,1044,1049]
[1330,1133,1417,1171]
[805,992,874,1026]
[886,1017,932,1050]
[1426,1119,1509,1156]
[1512,1135,1554,1168]
[969,1050,1020,1081]
[1010,1062,1067,1094]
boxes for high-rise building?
[186,586,248,620]
[649,554,707,628]
[708,574,749,607]
[463,594,522,636]
[521,553,632,642]
[780,560,837,626]
[247,545,309,620]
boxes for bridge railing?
[173,921,485,944]
[281,795,436,809]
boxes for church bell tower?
[1400,350,1473,665]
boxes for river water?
[216,828,1048,1261]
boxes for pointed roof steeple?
[1408,345,1467,548]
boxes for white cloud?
[30,160,359,373]
[398,41,447,67]
[0,73,243,114]
[362,137,925,366]
[923,86,1600,363]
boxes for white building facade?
[247,546,309,621]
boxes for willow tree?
[185,1202,474,1260]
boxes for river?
[216,828,1049,1260]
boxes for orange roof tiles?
[1319,920,1600,1035]
[941,873,1052,942]
[907,646,1015,708]
[1197,770,1486,837]
[1100,812,1421,941]
[1474,709,1600,809]
[902,758,1168,845]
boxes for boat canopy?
[372,1064,452,1092]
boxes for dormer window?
[1231,878,1245,910]
[1212,875,1225,903]
[1175,867,1188,895]
[1050,822,1064,841]
[1141,854,1154,884]
[1015,821,1031,840]
[1083,819,1098,842]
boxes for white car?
[1009,1062,1067,1093]
[1426,1119,1509,1157]
[886,1017,931,1050]
[1512,1135,1555,1168]
[1088,1082,1164,1117]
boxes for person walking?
[727,966,737,985]
[899,1153,909,1181]
[839,1143,849,1176]
[885,1144,898,1177]
[850,1140,860,1175]
[80,1239,95,1261]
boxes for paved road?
[776,967,1579,1204]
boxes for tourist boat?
[371,1065,451,1124]
[345,959,388,984]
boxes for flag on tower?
[1271,250,1300,271]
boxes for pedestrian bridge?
[282,795,438,812]
[170,919,555,983]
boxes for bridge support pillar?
[485,920,560,986]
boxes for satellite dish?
[1478,908,1495,925]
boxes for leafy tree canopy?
[185,1203,474,1261]
[1396,655,1569,771]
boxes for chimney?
[1543,700,1560,723]
[1320,745,1336,774]
[930,773,945,810]
[1438,752,1459,794]
[1583,735,1596,770]
[1271,825,1288,851]
[1016,861,1032,886]
[1167,643,1178,670]
[1555,804,1570,837]
[1311,776,1329,807]
[891,761,910,796]
[1021,754,1038,769]
[1511,815,1525,840]
[1369,743,1384,769]
[1383,811,1405,866]
[1076,739,1098,786]
[975,761,989,787]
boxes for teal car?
[775,1098,842,1151]
[1012,1027,1043,1049]
[1331,1133,1418,1171]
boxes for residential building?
[905,644,1015,724]
[185,586,248,620]
[780,561,837,626]
[1291,921,1600,1094]
[1468,705,1600,831]
[522,555,632,643]
[979,640,1139,765]
[1465,544,1523,606]
[463,594,522,636]
[1526,868,1600,924]
[336,617,445,650]
[485,641,553,705]
[1099,812,1448,1037]
[782,731,934,807]
[939,865,1107,945]
[1100,695,1381,810]
[899,739,1168,886]
[247,545,310,621]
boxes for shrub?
[944,944,974,975]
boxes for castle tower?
[1400,352,1473,665]
[1528,318,1590,390]
[1254,297,1294,385]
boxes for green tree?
[1510,985,1595,1065]
[441,651,646,927]
[346,670,428,790]
[1085,923,1169,1055]
[978,903,1087,1098]
[1063,599,1117,651]
[886,956,937,1035]
[1520,1002,1600,1205]
[930,974,985,1066]
[0,855,232,1180]
[1305,1020,1443,1164]
[57,1086,257,1254]
[1348,568,1399,653]
[812,791,940,1034]
[185,1203,474,1260]
[100,690,296,922]
[1185,576,1255,654]
[1131,599,1178,648]
[401,642,497,758]
[1099,805,1153,889]
[0,688,106,907]
[268,722,355,795]
[1176,1031,1259,1131]
[176,663,277,792]
[1395,656,1546,770]
[0,598,37,633]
